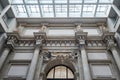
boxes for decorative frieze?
[6,32,114,48]
[44,40,76,47]
[86,40,106,47]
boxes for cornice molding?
[6,32,116,48]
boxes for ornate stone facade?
[0,29,120,80]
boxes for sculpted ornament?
[76,24,82,32]
[41,25,47,32]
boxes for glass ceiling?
[9,0,114,18]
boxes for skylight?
[9,0,114,18]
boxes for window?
[27,5,41,17]
[83,5,96,17]
[55,5,67,17]
[13,53,33,60]
[25,0,38,4]
[69,0,82,3]
[88,53,108,60]
[48,29,74,36]
[84,0,97,3]
[10,0,113,17]
[47,66,74,79]
[55,0,67,3]
[99,0,113,3]
[91,64,112,77]
[69,5,81,17]
[10,0,23,4]
[8,64,28,77]
[40,0,53,3]
[15,5,26,13]
[83,28,99,36]
[41,5,54,17]
[12,5,28,17]
[27,5,40,13]
[96,5,111,17]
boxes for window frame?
[47,65,74,79]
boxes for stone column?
[27,32,46,80]
[26,46,41,80]
[80,44,92,80]
[35,55,44,80]
[0,33,17,70]
[0,33,6,51]
[77,53,83,80]
[75,31,91,80]
[0,48,10,70]
[107,40,120,71]
[103,32,120,71]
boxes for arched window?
[47,66,74,80]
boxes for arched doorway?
[47,66,74,80]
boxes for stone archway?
[42,56,77,80]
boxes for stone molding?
[102,32,116,49]
[6,32,116,48]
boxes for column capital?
[34,32,46,48]
[75,32,87,48]
[102,32,116,49]
[6,32,19,49]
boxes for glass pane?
[55,66,66,78]
[69,5,81,17]
[27,5,41,17]
[41,5,54,17]
[15,5,26,13]
[25,0,38,3]
[68,69,74,78]
[83,5,96,13]
[96,5,111,17]
[55,5,67,13]
[92,64,112,76]
[84,0,97,3]
[69,0,82,3]
[10,0,23,4]
[8,64,28,76]
[55,5,67,17]
[69,5,81,12]
[47,66,74,79]
[83,5,96,17]
[47,68,54,78]
[12,5,28,17]
[40,0,53,3]
[27,5,40,13]
[88,53,108,60]
[13,53,33,60]
[99,0,113,3]
[41,5,53,13]
[55,0,67,3]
